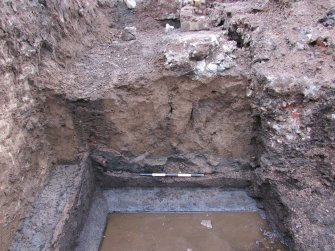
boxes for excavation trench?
[11,154,289,251]
[10,73,291,250]
[9,42,294,250]
[7,2,292,249]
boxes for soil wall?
[0,1,102,249]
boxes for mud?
[100,212,287,251]
[76,187,274,251]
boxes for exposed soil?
[0,0,334,250]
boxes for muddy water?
[100,212,287,251]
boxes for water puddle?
[100,212,287,251]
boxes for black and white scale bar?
[140,173,205,177]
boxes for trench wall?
[45,76,256,161]
[0,1,102,249]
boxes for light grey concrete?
[75,188,108,251]
[104,188,258,212]
[11,155,95,251]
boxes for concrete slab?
[11,155,94,251]
[75,188,108,251]
[104,188,257,212]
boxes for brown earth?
[0,0,334,250]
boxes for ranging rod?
[139,173,205,177]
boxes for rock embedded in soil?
[319,8,335,27]
[121,26,137,41]
[124,0,136,9]
[180,6,211,31]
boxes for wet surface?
[76,188,260,251]
[100,212,288,251]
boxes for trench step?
[103,188,258,212]
[11,156,94,251]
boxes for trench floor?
[100,212,288,251]
[76,188,287,251]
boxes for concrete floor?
[104,188,258,212]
